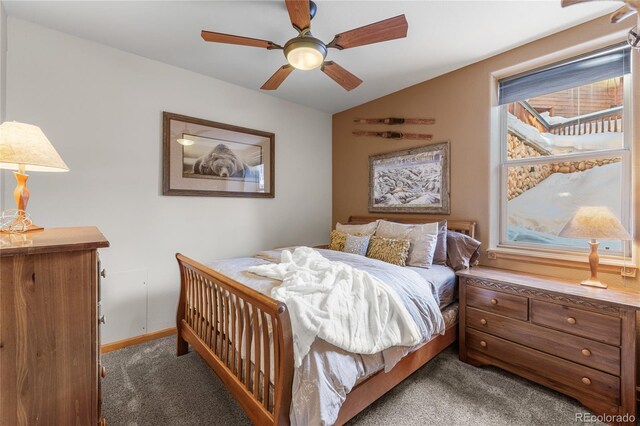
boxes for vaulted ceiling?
[3,1,619,113]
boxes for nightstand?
[457,267,639,425]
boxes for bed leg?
[177,328,188,356]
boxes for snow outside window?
[498,45,632,257]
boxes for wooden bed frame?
[176,216,476,425]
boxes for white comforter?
[209,248,447,425]
[247,247,422,367]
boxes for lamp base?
[578,239,608,289]
[580,278,608,289]
[1,167,44,234]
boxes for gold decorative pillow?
[329,230,347,251]
[366,236,411,266]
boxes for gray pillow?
[433,220,448,265]
[343,234,371,256]
[446,230,481,271]
[336,220,379,236]
[375,220,439,268]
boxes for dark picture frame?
[162,112,275,198]
[369,141,450,214]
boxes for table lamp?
[559,206,632,289]
[0,121,69,232]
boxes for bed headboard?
[348,215,476,239]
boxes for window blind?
[498,44,631,105]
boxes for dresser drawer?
[530,300,621,346]
[466,307,620,375]
[466,328,620,406]
[465,285,528,321]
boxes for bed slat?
[213,285,219,355]
[244,303,252,388]
[223,290,229,364]
[204,283,213,346]
[197,275,204,338]
[252,304,261,400]
[230,294,237,374]
[261,311,270,410]
[187,269,193,328]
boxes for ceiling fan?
[561,0,639,48]
[562,0,638,22]
[201,0,408,91]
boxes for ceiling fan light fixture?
[284,37,327,70]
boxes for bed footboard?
[176,253,294,425]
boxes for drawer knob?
[479,340,487,348]
[100,269,107,278]
[101,366,107,378]
[490,298,498,305]
[567,317,576,325]
[581,348,591,357]
[581,377,591,385]
[480,318,487,325]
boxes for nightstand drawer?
[465,285,528,321]
[466,307,620,375]
[530,300,621,346]
[466,329,620,406]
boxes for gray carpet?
[102,336,608,426]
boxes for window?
[498,44,632,257]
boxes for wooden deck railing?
[547,106,623,136]
[509,102,623,137]
[508,102,549,133]
[176,253,294,425]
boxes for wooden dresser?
[458,267,639,424]
[0,227,109,425]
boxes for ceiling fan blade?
[561,0,609,7]
[201,31,281,49]
[321,62,362,91]
[610,4,637,22]
[285,0,311,32]
[261,65,294,90]
[327,15,408,50]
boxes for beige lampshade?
[0,121,69,172]
[559,206,632,240]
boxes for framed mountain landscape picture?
[369,141,450,214]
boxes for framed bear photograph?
[163,112,274,198]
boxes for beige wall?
[333,15,639,290]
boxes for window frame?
[498,73,633,259]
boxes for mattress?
[406,264,458,309]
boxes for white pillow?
[335,220,379,236]
[375,220,439,268]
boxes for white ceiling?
[3,1,619,113]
